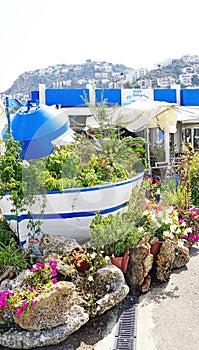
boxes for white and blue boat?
[0,172,144,245]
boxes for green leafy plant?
[90,211,143,257]
[0,218,15,246]
[0,136,47,245]
[0,239,34,276]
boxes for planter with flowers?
[0,105,146,248]
[0,260,58,324]
[0,244,110,330]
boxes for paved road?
[136,246,199,350]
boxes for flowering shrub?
[78,154,129,187]
[137,205,187,241]
[63,245,110,283]
[0,260,58,320]
[179,207,199,245]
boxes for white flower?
[143,210,149,216]
[166,206,174,215]
[138,226,144,233]
[180,221,186,227]
[183,228,189,235]
[170,224,177,232]
[105,256,110,261]
[163,231,174,239]
[165,218,173,225]
[90,252,97,259]
[88,275,94,282]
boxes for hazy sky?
[0,0,199,92]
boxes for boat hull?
[0,172,144,246]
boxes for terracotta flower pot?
[150,241,162,258]
[111,250,129,273]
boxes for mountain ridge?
[4,55,199,96]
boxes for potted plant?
[90,200,145,273]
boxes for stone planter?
[9,281,87,331]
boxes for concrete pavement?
[136,245,199,350]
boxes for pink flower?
[31,300,36,306]
[179,218,186,225]
[5,290,14,297]
[22,300,27,308]
[51,269,57,277]
[48,260,58,276]
[52,278,58,284]
[36,262,45,269]
[16,308,23,318]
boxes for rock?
[77,341,95,349]
[141,275,152,293]
[0,266,16,284]
[39,234,82,257]
[95,264,129,315]
[125,243,152,292]
[155,241,176,282]
[0,306,89,349]
[143,253,154,277]
[9,281,87,331]
[0,269,30,292]
[173,244,190,269]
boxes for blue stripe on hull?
[5,201,128,223]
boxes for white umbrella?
[112,100,180,133]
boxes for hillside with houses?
[3,54,199,97]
